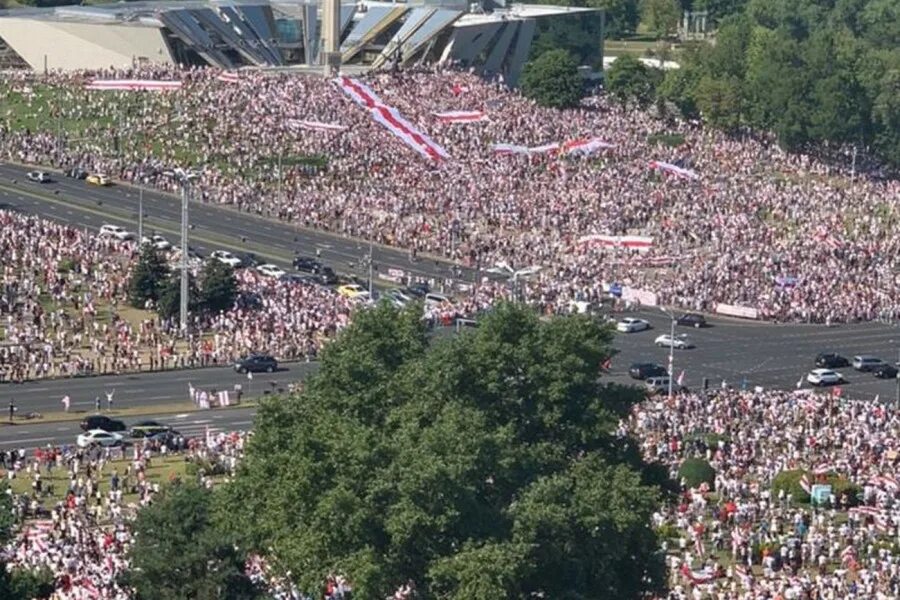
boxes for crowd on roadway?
[0,209,353,382]
[0,428,251,599]
[629,388,900,599]
[2,65,898,323]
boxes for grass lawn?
[5,454,192,505]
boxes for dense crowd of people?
[630,388,900,599]
[1,428,250,599]
[0,209,354,382]
[1,65,897,323]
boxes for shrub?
[647,132,685,147]
[771,469,810,503]
[678,458,715,489]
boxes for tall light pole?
[166,168,199,333]
[660,307,677,401]
[137,172,145,244]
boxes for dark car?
[676,313,707,328]
[129,420,170,438]
[80,415,126,432]
[293,256,322,272]
[234,353,278,374]
[874,364,899,379]
[629,362,669,380]
[240,253,260,268]
[406,282,430,298]
[815,353,850,369]
[147,429,183,449]
[64,167,88,180]
[316,266,338,285]
[280,273,319,286]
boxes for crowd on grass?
[0,209,353,383]
[1,65,898,324]
[1,428,250,599]
[629,388,900,599]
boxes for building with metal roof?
[0,0,599,85]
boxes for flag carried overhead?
[84,79,183,91]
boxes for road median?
[0,399,259,427]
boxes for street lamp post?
[165,168,199,333]
[660,307,677,401]
[137,174,145,244]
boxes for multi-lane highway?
[2,159,900,450]
[0,162,471,286]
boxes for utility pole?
[137,175,144,244]
[660,307,676,401]
[277,151,283,205]
[180,181,189,332]
[367,241,374,297]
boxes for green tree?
[605,54,661,107]
[156,272,199,321]
[640,0,681,39]
[592,0,640,37]
[694,75,743,130]
[220,303,666,599]
[123,481,260,600]
[200,260,237,315]
[531,13,606,66]
[128,244,170,308]
[521,49,585,109]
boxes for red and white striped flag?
[799,474,811,494]
[561,137,616,155]
[434,110,487,123]
[451,83,471,96]
[648,160,699,180]
[217,71,240,84]
[84,79,182,91]
[677,370,685,386]
[288,119,348,132]
[492,142,560,155]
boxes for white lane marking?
[1,436,56,445]
[56,427,69,432]
[173,414,190,419]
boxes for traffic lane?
[1,362,318,415]
[610,311,900,399]
[0,163,467,283]
[0,407,258,450]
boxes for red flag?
[832,386,843,397]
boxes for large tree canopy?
[220,302,666,599]
[521,49,586,109]
[659,1,900,167]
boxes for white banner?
[216,71,240,84]
[577,234,653,253]
[715,303,759,319]
[561,137,616,155]
[84,79,182,91]
[648,160,699,180]
[621,287,658,306]
[434,110,487,123]
[288,119,347,132]
[379,268,406,283]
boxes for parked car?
[424,292,452,307]
[292,256,323,272]
[815,353,850,368]
[80,415,126,432]
[64,167,88,180]
[337,283,369,299]
[86,173,111,186]
[77,430,124,448]
[316,266,338,285]
[256,264,287,279]
[239,253,260,268]
[616,318,651,333]
[147,429,183,449]
[129,420,170,438]
[676,313,706,328]
[210,250,242,267]
[234,353,278,374]
[654,334,694,349]
[852,355,885,372]
[629,362,668,380]
[873,364,899,379]
[807,368,845,386]
[645,376,684,395]
[386,288,414,308]
[98,224,134,241]
[406,282,430,297]
[26,170,51,183]
[141,234,171,250]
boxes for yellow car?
[337,284,369,299]
[86,173,111,186]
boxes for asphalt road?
[0,362,316,416]
[0,406,257,450]
[610,309,900,402]
[0,162,475,286]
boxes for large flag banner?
[577,233,654,252]
[84,79,183,91]
[561,137,616,155]
[334,76,383,108]
[217,71,240,84]
[649,160,699,180]
[434,110,487,123]
[492,142,560,155]
[288,119,348,132]
[335,76,449,162]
